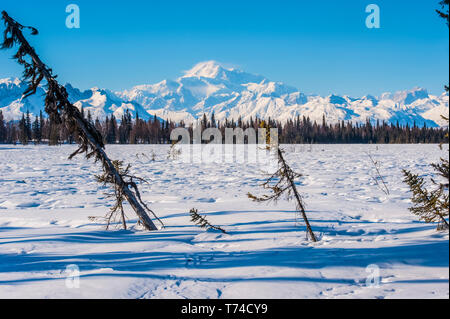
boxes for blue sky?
[0,0,448,96]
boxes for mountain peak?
[182,61,229,79]
[0,77,22,86]
[1,64,448,128]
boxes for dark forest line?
[0,109,447,145]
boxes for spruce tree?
[32,115,41,144]
[39,110,45,141]
[18,113,28,145]
[402,1,449,230]
[0,110,5,143]
[25,109,31,141]
[202,113,208,130]
[211,112,216,128]
[403,161,449,230]
[109,115,117,144]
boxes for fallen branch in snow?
[1,11,160,231]
[190,208,227,234]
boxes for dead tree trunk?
[248,146,318,242]
[1,11,158,230]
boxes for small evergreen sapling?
[403,165,449,230]
[402,3,449,231]
[189,208,227,234]
[248,147,318,242]
[402,116,449,230]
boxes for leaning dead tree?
[248,148,318,242]
[1,11,159,231]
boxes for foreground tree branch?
[1,11,159,231]
[403,168,449,230]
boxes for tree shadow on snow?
[0,212,448,286]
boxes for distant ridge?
[1,61,448,127]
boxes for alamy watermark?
[65,264,80,289]
[365,4,380,29]
[169,127,279,169]
[365,264,381,288]
[66,4,80,29]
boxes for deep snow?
[0,144,448,299]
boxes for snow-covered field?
[0,144,448,299]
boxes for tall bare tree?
[1,11,159,231]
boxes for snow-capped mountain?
[1,61,448,127]
[65,84,152,121]
[0,79,153,121]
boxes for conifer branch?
[403,169,449,230]
[189,208,227,234]
[402,116,449,231]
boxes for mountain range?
[1,61,448,127]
